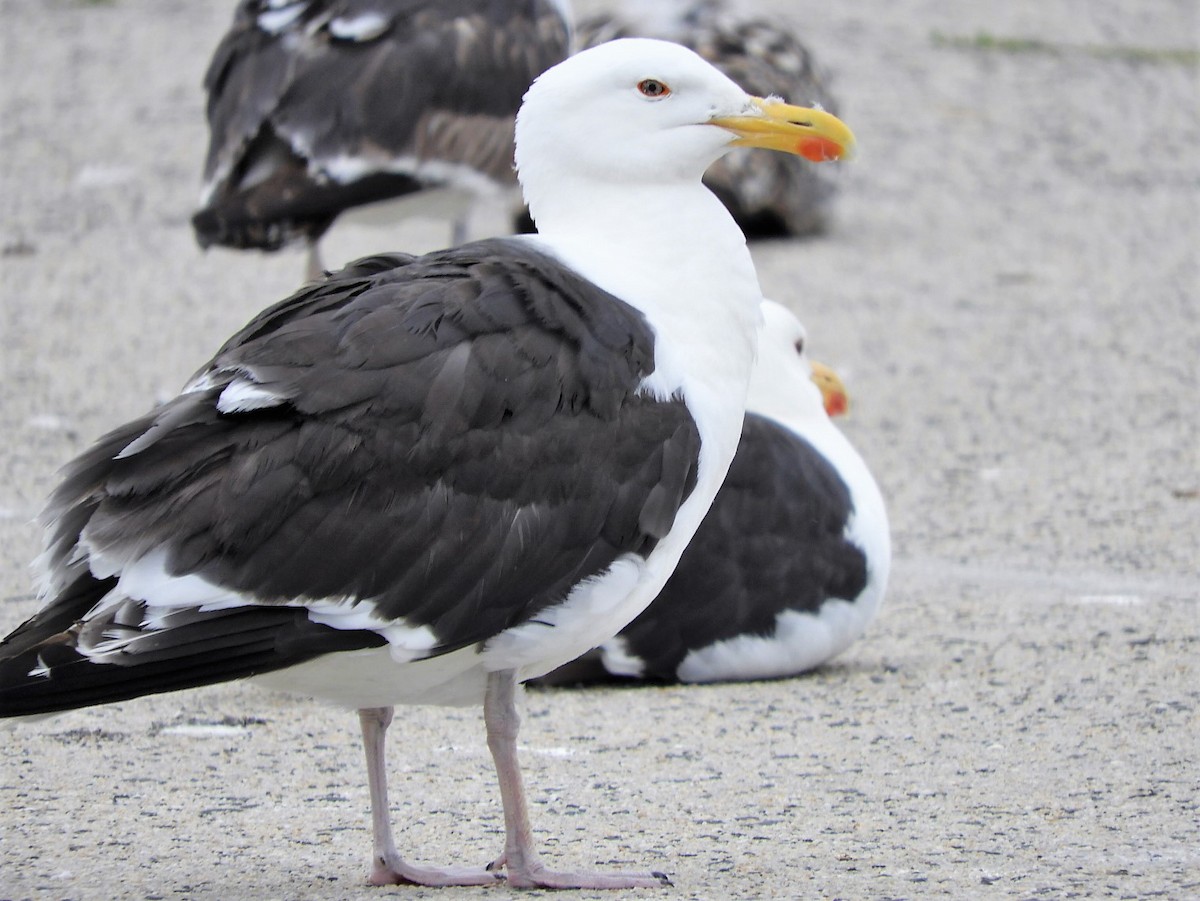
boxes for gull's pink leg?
[358,706,502,887]
[484,671,672,890]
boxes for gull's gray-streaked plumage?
[192,0,571,275]
[2,39,854,889]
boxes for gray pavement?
[1,1,1197,899]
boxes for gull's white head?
[749,300,849,427]
[515,38,854,222]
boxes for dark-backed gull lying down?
[0,40,854,889]
[575,0,843,238]
[539,301,890,686]
[191,0,571,277]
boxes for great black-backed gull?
[0,39,853,889]
[539,301,890,685]
[574,0,843,238]
[191,0,572,278]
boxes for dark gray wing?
[1,238,701,715]
[193,0,571,250]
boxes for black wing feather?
[0,574,387,717]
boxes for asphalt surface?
[1,1,1197,899]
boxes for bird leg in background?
[484,670,673,889]
[305,240,325,282]
[357,706,502,887]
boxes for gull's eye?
[794,338,805,356]
[637,79,671,99]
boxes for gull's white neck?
[528,178,763,472]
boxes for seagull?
[0,39,854,889]
[191,0,572,278]
[574,0,843,238]
[538,300,890,685]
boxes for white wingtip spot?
[217,379,286,414]
[257,4,304,34]
[329,12,389,42]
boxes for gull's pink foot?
[487,851,671,889]
[368,852,503,887]
[506,862,671,890]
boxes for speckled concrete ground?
[1,1,1197,899]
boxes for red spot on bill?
[824,392,849,418]
[798,135,845,162]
